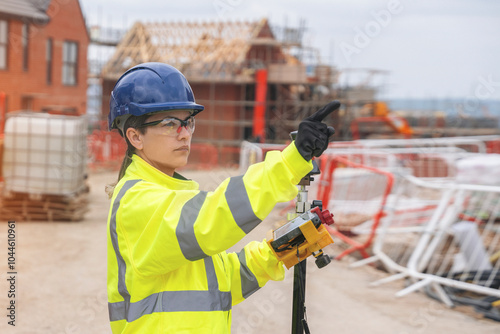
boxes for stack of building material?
[0,190,88,221]
[0,112,89,222]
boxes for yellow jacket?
[107,142,312,333]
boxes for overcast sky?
[81,0,500,101]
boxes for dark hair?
[106,114,150,198]
[117,114,150,180]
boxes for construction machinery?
[350,101,413,139]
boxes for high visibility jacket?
[107,142,312,333]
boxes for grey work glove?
[295,101,339,161]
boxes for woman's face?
[127,110,194,176]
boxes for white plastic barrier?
[323,146,469,178]
[355,135,500,154]
[238,141,284,173]
[238,141,264,173]
[352,174,500,305]
[238,139,500,307]
[239,139,476,178]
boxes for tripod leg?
[292,259,307,334]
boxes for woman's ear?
[126,128,144,151]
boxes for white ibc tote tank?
[2,112,87,195]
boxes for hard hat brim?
[127,101,204,116]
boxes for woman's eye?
[161,120,177,128]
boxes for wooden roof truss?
[102,18,277,81]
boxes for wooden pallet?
[0,187,89,222]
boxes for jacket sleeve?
[113,142,312,276]
[226,240,285,306]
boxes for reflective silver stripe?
[108,257,232,322]
[204,257,219,291]
[176,191,209,261]
[238,249,260,299]
[109,289,232,322]
[109,292,161,322]
[225,175,261,234]
[109,179,141,307]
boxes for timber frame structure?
[100,18,340,164]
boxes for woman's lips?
[175,145,190,151]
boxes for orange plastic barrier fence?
[86,133,242,171]
[189,143,219,169]
[486,139,500,153]
[316,155,394,260]
[87,130,127,171]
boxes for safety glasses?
[139,116,195,136]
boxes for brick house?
[0,0,89,120]
[101,19,338,159]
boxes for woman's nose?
[177,125,191,138]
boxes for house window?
[0,20,7,70]
[46,38,53,84]
[62,41,78,85]
[22,23,29,71]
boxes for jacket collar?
[125,154,199,190]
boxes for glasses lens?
[157,118,182,136]
[156,117,195,136]
[186,117,195,132]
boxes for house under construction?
[100,18,339,164]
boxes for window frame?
[46,38,53,84]
[62,40,78,86]
[0,19,8,70]
[22,23,29,71]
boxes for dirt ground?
[0,169,499,333]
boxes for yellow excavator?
[350,101,413,139]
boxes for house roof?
[0,0,50,22]
[28,0,52,11]
[102,18,286,81]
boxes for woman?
[106,62,337,333]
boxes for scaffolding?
[90,18,340,165]
[86,17,499,168]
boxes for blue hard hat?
[108,62,204,131]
